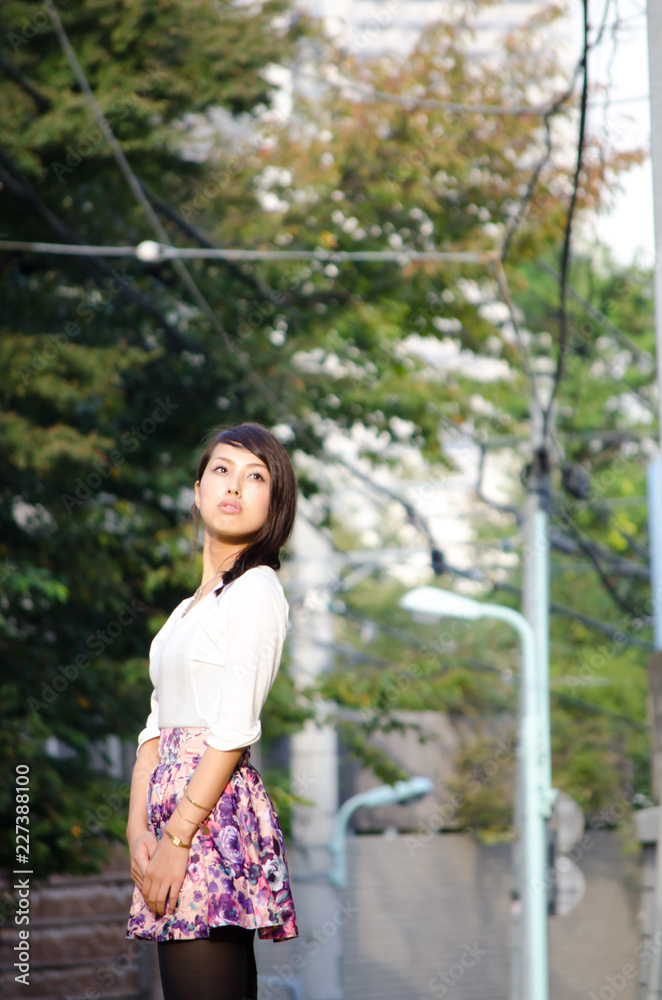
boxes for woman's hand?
[126,737,159,892]
[128,829,158,891]
[140,835,191,917]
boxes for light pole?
[329,776,435,888]
[399,586,556,1000]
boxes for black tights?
[157,925,257,1000]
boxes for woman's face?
[194,443,271,544]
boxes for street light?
[329,776,434,888]
[399,586,556,1000]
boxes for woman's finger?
[142,863,160,913]
[137,841,153,869]
[155,883,169,917]
[167,879,181,914]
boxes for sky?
[585,0,653,264]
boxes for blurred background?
[0,0,659,997]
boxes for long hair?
[191,422,298,588]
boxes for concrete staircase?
[0,842,159,1000]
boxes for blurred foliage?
[0,0,314,882]
[508,250,654,818]
[0,0,654,879]
[448,733,517,841]
[317,244,655,834]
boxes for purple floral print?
[126,727,298,942]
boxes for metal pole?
[288,512,343,1000]
[400,587,552,997]
[483,603,551,1000]
[644,3,662,992]
[533,508,553,796]
[513,381,553,999]
[648,458,662,653]
[645,458,662,997]
[524,390,553,801]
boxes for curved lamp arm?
[329,776,434,888]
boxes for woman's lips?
[219,502,242,512]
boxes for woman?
[126,422,299,1000]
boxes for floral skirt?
[126,727,298,942]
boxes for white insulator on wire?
[136,240,165,262]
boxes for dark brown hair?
[191,422,298,588]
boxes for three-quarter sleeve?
[135,684,161,758]
[204,570,288,753]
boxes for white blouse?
[136,565,289,756]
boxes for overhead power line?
[47,4,235,353]
[330,604,648,727]
[0,239,496,265]
[46,3,520,521]
[500,49,586,261]
[34,7,653,668]
[544,0,590,441]
[311,460,654,650]
[539,260,653,365]
[296,70,578,117]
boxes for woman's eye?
[212,466,264,480]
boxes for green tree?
[0,0,313,884]
[315,247,656,834]
[0,0,651,894]
[245,11,654,829]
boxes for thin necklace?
[193,573,224,600]
[182,574,225,618]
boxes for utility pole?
[643,4,662,995]
[510,379,554,1000]
[287,509,343,1000]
